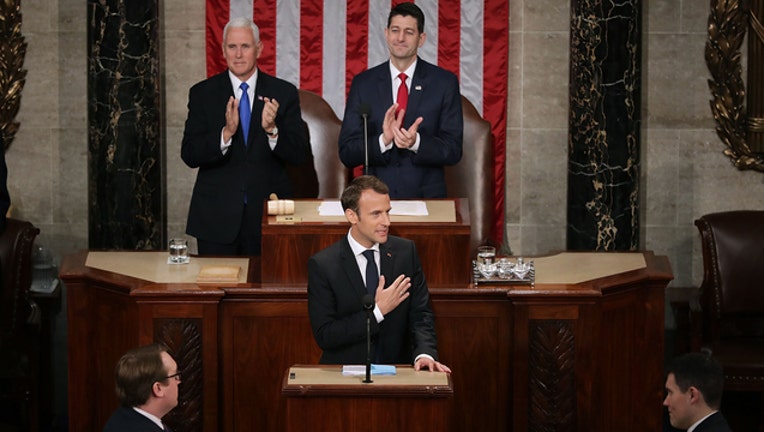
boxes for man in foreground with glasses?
[103,344,181,432]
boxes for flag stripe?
[346,0,369,97]
[276,0,300,87]
[322,2,345,110]
[300,0,323,94]
[205,0,229,77]
[483,0,508,245]
[206,0,508,245]
[437,0,459,79]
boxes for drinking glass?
[169,238,189,264]
[476,246,496,265]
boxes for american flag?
[206,0,507,245]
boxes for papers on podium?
[318,200,429,217]
[341,364,397,376]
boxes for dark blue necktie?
[239,82,251,144]
[362,249,378,296]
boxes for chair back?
[696,211,764,340]
[445,96,495,255]
[0,218,40,342]
[290,89,348,198]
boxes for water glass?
[476,246,495,265]
[169,238,189,264]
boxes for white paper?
[317,200,344,216]
[390,200,428,216]
[342,364,397,376]
[317,200,429,217]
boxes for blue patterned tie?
[239,82,251,144]
[362,250,379,296]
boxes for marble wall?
[9,0,764,289]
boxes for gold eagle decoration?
[706,0,764,172]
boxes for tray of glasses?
[472,257,535,286]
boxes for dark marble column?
[567,0,641,251]
[87,0,163,249]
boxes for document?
[342,364,397,376]
[317,200,429,216]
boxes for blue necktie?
[362,250,379,296]
[239,82,251,144]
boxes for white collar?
[346,228,379,257]
[687,410,718,432]
[132,406,165,430]
[389,59,417,82]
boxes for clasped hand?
[223,96,280,141]
[382,104,423,149]
[374,274,411,315]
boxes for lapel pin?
[415,85,422,91]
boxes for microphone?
[359,104,371,175]
[362,294,374,383]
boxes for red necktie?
[396,73,408,116]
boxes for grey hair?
[223,17,260,44]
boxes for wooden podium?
[61,250,672,432]
[260,199,472,287]
[281,365,453,432]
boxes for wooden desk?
[282,365,452,431]
[260,198,472,287]
[61,250,672,432]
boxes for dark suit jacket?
[307,235,439,364]
[102,406,169,432]
[181,70,309,249]
[338,58,463,199]
[694,411,732,432]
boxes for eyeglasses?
[165,371,182,381]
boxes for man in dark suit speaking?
[181,17,309,256]
[307,175,450,372]
[338,2,463,199]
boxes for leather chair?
[289,89,349,199]
[445,96,495,255]
[0,218,41,431]
[692,210,764,392]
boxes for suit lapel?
[377,63,394,112]
[405,57,427,125]
[379,242,395,288]
[339,238,368,298]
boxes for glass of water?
[476,246,496,265]
[169,238,189,264]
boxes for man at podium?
[307,176,450,372]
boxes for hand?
[261,97,279,134]
[415,357,452,373]
[223,96,240,142]
[393,116,423,149]
[381,104,403,146]
[374,274,411,315]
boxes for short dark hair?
[387,2,425,34]
[341,175,389,214]
[666,353,724,409]
[114,343,172,407]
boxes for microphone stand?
[360,105,370,175]
[362,294,374,383]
